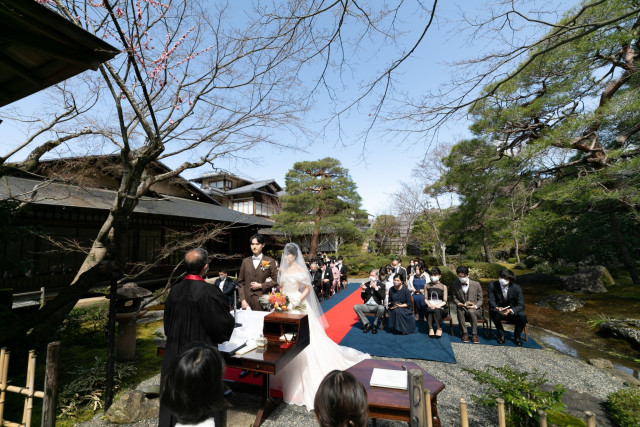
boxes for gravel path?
[76,340,625,427]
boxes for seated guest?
[408,265,428,321]
[488,269,527,346]
[314,370,368,427]
[407,259,415,277]
[388,274,416,335]
[425,267,448,338]
[210,269,236,308]
[310,261,322,297]
[379,264,393,308]
[452,266,483,343]
[337,256,348,289]
[353,269,386,334]
[160,344,226,427]
[391,258,407,282]
[329,259,341,294]
[318,259,333,299]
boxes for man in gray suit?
[452,265,484,343]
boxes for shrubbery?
[460,261,505,279]
[606,388,640,427]
[437,265,457,286]
[464,365,566,427]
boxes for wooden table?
[224,312,310,427]
[346,359,445,427]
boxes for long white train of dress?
[270,271,370,410]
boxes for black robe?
[159,278,235,427]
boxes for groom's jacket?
[360,280,386,305]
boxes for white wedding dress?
[271,270,370,410]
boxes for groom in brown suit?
[238,234,278,311]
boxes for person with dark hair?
[425,267,448,338]
[309,261,322,296]
[452,266,483,343]
[353,269,386,334]
[408,264,428,321]
[388,273,416,334]
[160,344,225,426]
[317,258,334,299]
[407,259,415,277]
[391,258,407,282]
[336,256,348,289]
[160,249,234,427]
[329,259,340,295]
[488,269,527,345]
[272,243,369,410]
[313,370,368,427]
[209,269,236,308]
[238,234,278,311]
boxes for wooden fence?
[0,342,60,427]
[408,369,599,427]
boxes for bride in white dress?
[271,243,369,410]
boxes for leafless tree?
[1,0,442,344]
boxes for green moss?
[547,410,587,426]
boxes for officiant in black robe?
[159,248,235,427]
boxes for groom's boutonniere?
[261,260,270,271]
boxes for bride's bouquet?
[269,288,306,312]
[269,289,290,311]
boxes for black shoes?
[363,323,371,333]
[514,338,523,346]
[372,325,378,334]
[497,335,506,344]
[238,370,250,378]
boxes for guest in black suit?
[310,261,323,297]
[318,259,333,299]
[488,269,527,346]
[391,258,407,282]
[211,269,236,308]
[337,256,348,289]
[353,269,386,334]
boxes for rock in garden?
[599,318,640,349]
[105,389,159,424]
[561,266,614,293]
[517,273,562,286]
[536,295,585,312]
[588,358,614,370]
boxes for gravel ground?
[75,340,625,427]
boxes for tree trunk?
[609,212,640,284]
[513,226,521,264]
[482,231,493,263]
[310,226,319,259]
[439,242,447,266]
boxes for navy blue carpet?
[339,319,457,364]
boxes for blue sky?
[0,0,577,215]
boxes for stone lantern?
[115,283,152,360]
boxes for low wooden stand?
[224,312,309,427]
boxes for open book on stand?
[369,368,408,390]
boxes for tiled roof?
[1,176,274,227]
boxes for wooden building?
[190,172,283,218]
[0,156,276,295]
